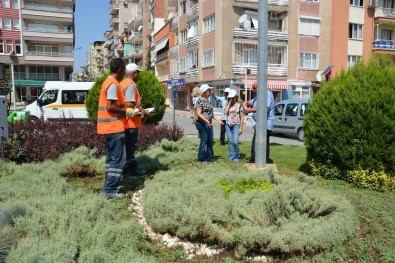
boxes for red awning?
[242,80,291,90]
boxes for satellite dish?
[167,11,174,20]
[138,25,143,31]
[239,14,248,23]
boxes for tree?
[73,65,94,82]
[145,35,152,70]
[85,70,165,125]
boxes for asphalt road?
[161,109,304,147]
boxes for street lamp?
[9,52,16,110]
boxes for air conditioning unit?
[368,0,377,8]
[268,11,277,21]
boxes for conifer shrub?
[143,168,358,256]
[85,70,166,125]
[304,60,395,189]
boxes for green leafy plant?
[216,178,273,198]
[304,59,395,189]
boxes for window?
[299,52,318,69]
[300,103,309,117]
[38,90,59,106]
[299,18,320,36]
[350,0,363,7]
[2,0,10,8]
[62,90,88,104]
[202,49,215,67]
[384,0,395,8]
[243,49,258,64]
[15,40,21,54]
[6,40,12,53]
[29,66,59,80]
[349,23,363,39]
[347,55,361,69]
[203,15,215,33]
[179,57,186,72]
[4,18,11,30]
[64,45,72,55]
[28,43,59,55]
[11,0,18,8]
[274,104,284,116]
[179,1,186,15]
[285,104,299,117]
[0,40,3,54]
[13,18,20,30]
[187,49,198,69]
[381,29,393,40]
[180,29,187,43]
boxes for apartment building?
[0,0,75,105]
[86,40,104,79]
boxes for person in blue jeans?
[212,87,230,145]
[224,90,245,162]
[195,84,223,162]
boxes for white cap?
[199,84,214,94]
[224,87,230,93]
[227,89,238,98]
[125,63,142,74]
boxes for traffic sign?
[167,78,185,86]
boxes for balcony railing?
[22,3,73,13]
[187,36,199,47]
[158,74,169,82]
[186,4,199,18]
[373,40,395,50]
[28,73,60,81]
[24,27,72,34]
[186,68,199,78]
[171,17,179,31]
[234,0,288,6]
[170,72,180,79]
[377,7,395,17]
[232,64,288,76]
[109,2,120,15]
[169,45,179,57]
[156,51,169,62]
[233,27,288,41]
[26,51,73,57]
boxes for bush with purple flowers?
[1,121,184,163]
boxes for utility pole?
[256,0,268,168]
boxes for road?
[161,109,304,147]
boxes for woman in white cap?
[224,89,245,162]
[195,84,223,162]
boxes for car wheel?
[30,116,41,123]
[297,128,304,142]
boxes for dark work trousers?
[220,120,226,144]
[250,129,272,162]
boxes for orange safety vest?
[97,77,126,134]
[120,78,142,129]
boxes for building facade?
[0,0,75,105]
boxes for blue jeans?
[196,120,215,162]
[225,124,240,162]
[103,132,126,194]
[124,128,138,177]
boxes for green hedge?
[304,59,395,189]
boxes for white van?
[26,81,94,121]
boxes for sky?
[73,1,110,73]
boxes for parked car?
[272,99,310,141]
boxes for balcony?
[232,64,288,76]
[373,39,395,53]
[104,39,113,48]
[170,72,180,79]
[21,4,73,22]
[375,6,395,19]
[128,32,143,44]
[158,74,169,82]
[21,2,73,13]
[187,36,199,48]
[186,4,199,19]
[233,27,288,42]
[109,2,120,15]
[24,51,74,63]
[186,67,199,78]
[110,15,120,27]
[23,27,73,43]
[169,45,179,57]
[171,17,179,31]
[233,0,288,6]
[27,73,60,81]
